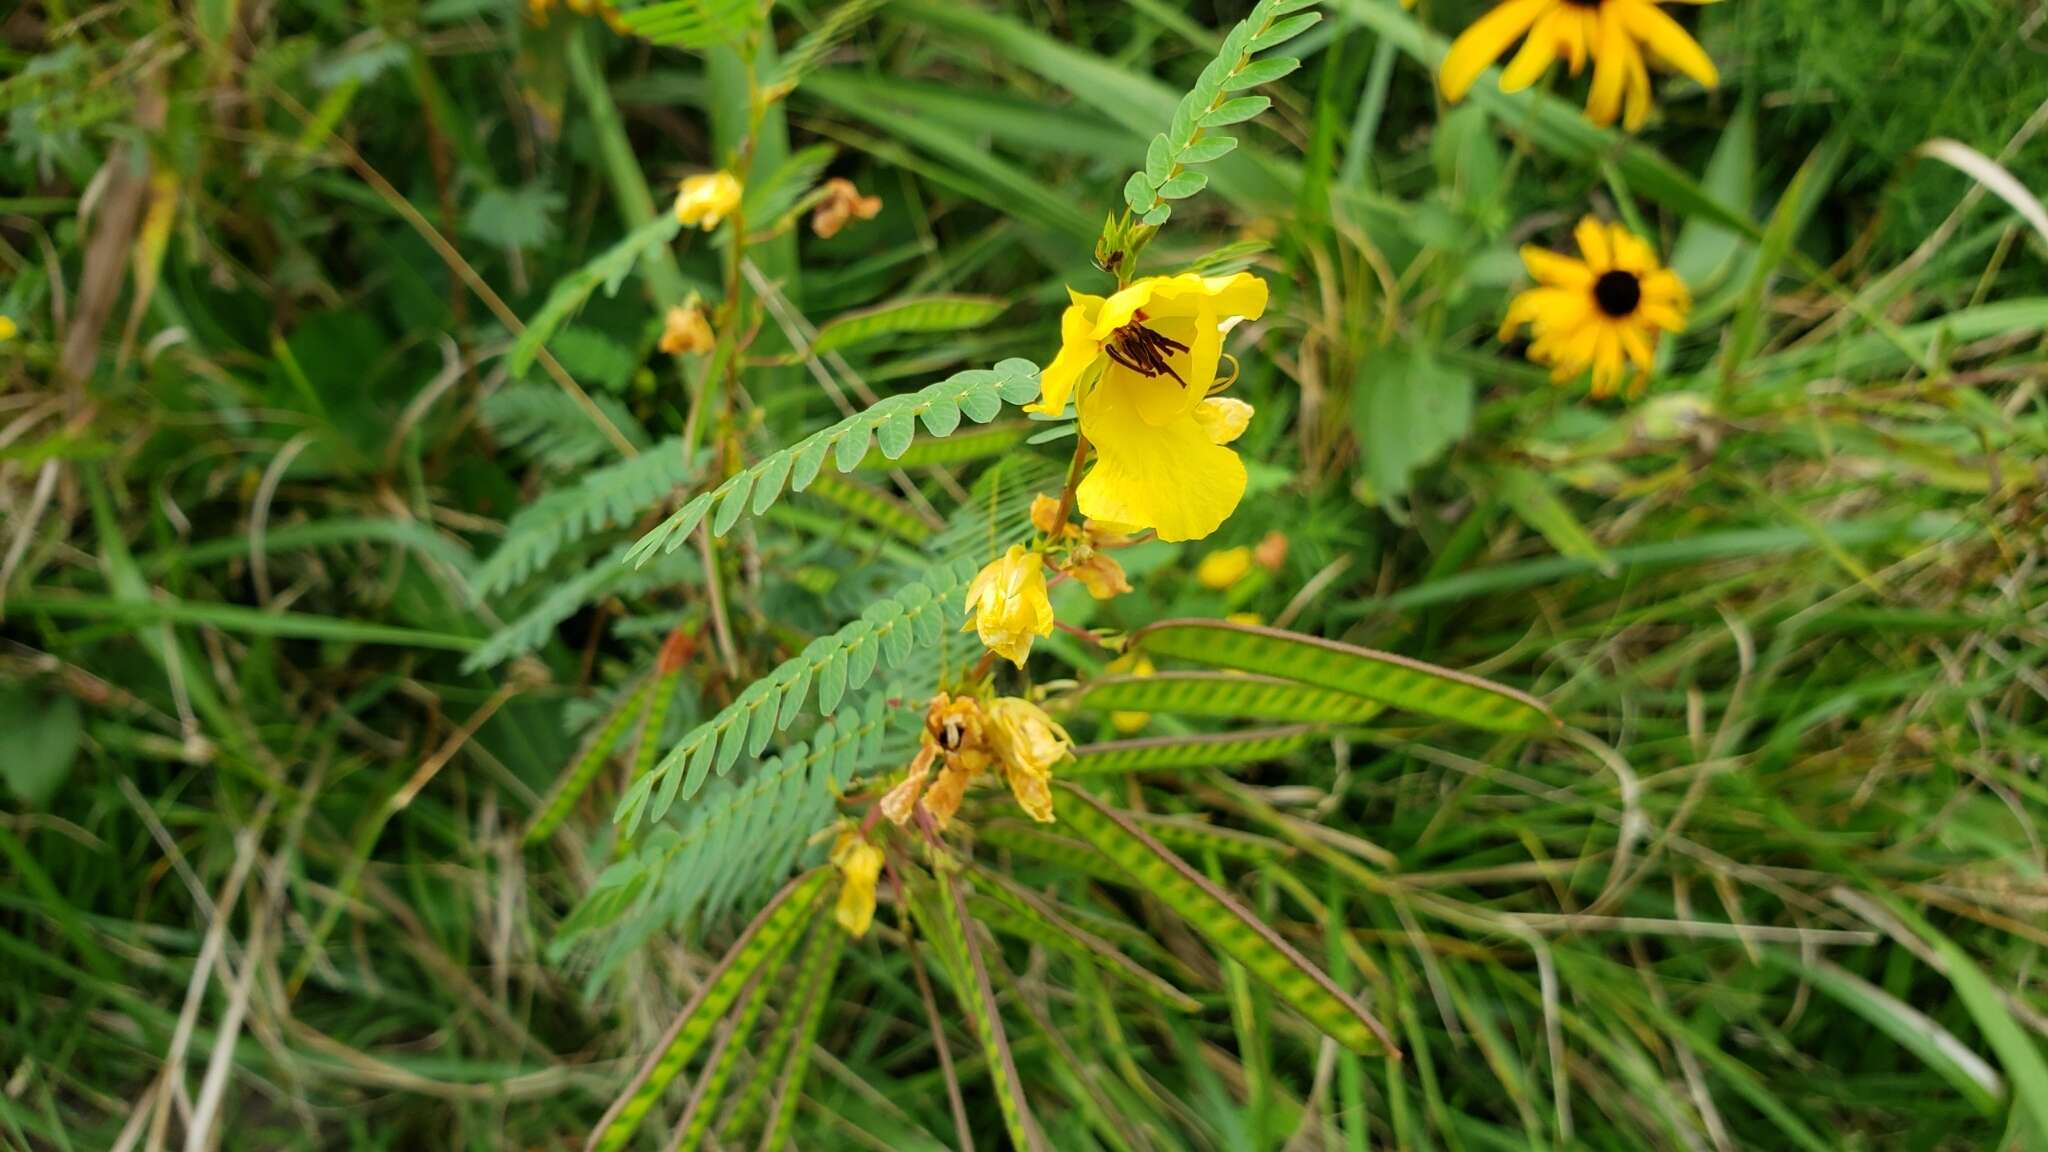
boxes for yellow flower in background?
[1440,0,1719,131]
[1503,218,1690,399]
[674,171,742,230]
[1196,546,1254,590]
[964,545,1055,667]
[1106,652,1157,736]
[0,316,17,342]
[811,177,882,239]
[1032,273,1268,543]
[658,301,715,356]
[985,697,1072,823]
[830,827,884,938]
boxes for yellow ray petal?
[1521,244,1595,288]
[1440,0,1555,103]
[1498,9,1563,92]
[1573,217,1613,268]
[1585,9,1632,127]
[1618,0,1720,88]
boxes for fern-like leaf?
[483,382,649,470]
[614,558,975,831]
[623,358,1041,566]
[557,694,900,978]
[613,0,758,51]
[509,214,686,378]
[1121,0,1319,228]
[462,543,700,673]
[764,0,885,101]
[475,439,699,597]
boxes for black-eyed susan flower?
[1031,273,1268,543]
[674,171,742,230]
[829,827,884,938]
[1502,217,1690,399]
[984,697,1072,823]
[1440,0,1719,131]
[964,545,1055,668]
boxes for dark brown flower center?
[1106,313,1190,384]
[1593,270,1642,318]
[1561,0,1603,7]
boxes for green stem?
[564,25,687,308]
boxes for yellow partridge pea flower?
[830,827,884,938]
[1503,217,1690,399]
[984,697,1072,823]
[674,171,742,230]
[1440,0,1719,131]
[964,545,1055,668]
[1032,273,1268,543]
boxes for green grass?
[2,0,2045,1149]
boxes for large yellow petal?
[1087,278,1164,340]
[1440,0,1555,103]
[1585,9,1631,127]
[1618,0,1719,88]
[1031,291,1106,416]
[1078,380,1246,543]
[1498,9,1563,92]
[1521,244,1595,288]
[1573,217,1613,269]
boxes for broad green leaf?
[1067,725,1314,775]
[1492,465,1617,577]
[812,295,1009,355]
[1056,785,1393,1055]
[0,688,82,808]
[1071,672,1383,724]
[1355,340,1472,504]
[1133,620,1558,734]
[1670,101,1756,292]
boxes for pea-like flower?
[674,171,742,231]
[964,545,1055,668]
[658,301,715,356]
[811,177,882,239]
[984,697,1072,823]
[1032,273,1268,543]
[830,827,884,939]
